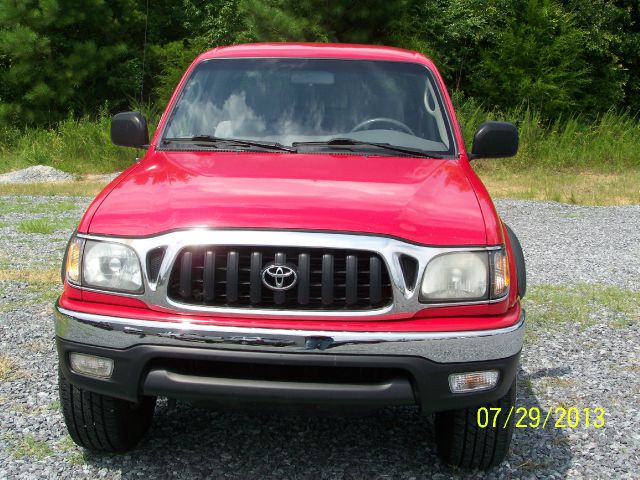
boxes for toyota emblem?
[261,263,298,291]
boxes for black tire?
[434,379,516,470]
[59,368,156,453]
[505,224,526,298]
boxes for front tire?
[59,368,156,453]
[434,379,516,469]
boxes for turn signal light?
[449,370,499,393]
[69,353,114,378]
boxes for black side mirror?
[111,112,149,148]
[469,121,518,159]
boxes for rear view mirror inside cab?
[290,71,335,85]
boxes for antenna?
[140,0,150,104]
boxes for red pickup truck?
[56,43,526,469]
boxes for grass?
[524,283,640,331]
[455,97,640,172]
[474,163,640,205]
[17,217,77,234]
[0,268,61,312]
[0,111,140,174]
[8,434,54,460]
[9,403,49,415]
[0,198,78,215]
[17,218,58,234]
[458,99,640,204]
[0,101,638,175]
[0,180,106,196]
[0,356,19,381]
[58,436,87,465]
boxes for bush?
[455,95,640,171]
[1,98,637,175]
[0,110,136,175]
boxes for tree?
[0,0,189,126]
[393,0,515,91]
[152,0,243,104]
[239,0,408,43]
[470,0,590,117]
[614,0,640,112]
[0,1,136,125]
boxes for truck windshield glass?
[162,58,455,155]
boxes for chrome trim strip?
[55,304,524,363]
[73,230,506,318]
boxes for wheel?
[504,223,526,298]
[58,367,156,453]
[434,379,516,469]
[350,117,415,135]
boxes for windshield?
[162,58,455,155]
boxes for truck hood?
[88,151,487,245]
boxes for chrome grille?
[167,246,392,310]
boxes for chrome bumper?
[54,303,525,364]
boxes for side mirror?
[469,121,518,160]
[111,112,149,148]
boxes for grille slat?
[203,250,215,301]
[345,255,358,305]
[250,252,262,304]
[321,254,334,306]
[370,256,382,305]
[168,246,392,311]
[226,251,239,303]
[179,251,192,299]
[298,253,310,305]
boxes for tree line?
[1,0,638,128]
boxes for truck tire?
[59,368,156,453]
[434,379,516,469]
[505,223,526,298]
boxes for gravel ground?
[0,197,638,479]
[0,166,121,185]
[0,166,75,184]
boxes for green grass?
[0,268,62,311]
[17,218,58,234]
[524,283,640,331]
[17,217,77,234]
[1,101,639,175]
[9,434,54,460]
[0,181,106,196]
[57,436,87,465]
[0,198,78,215]
[474,163,640,205]
[455,96,640,172]
[0,111,140,174]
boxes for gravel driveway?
[0,197,638,479]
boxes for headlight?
[82,240,143,293]
[419,248,509,302]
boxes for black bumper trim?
[57,337,520,413]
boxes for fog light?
[69,353,114,378]
[449,370,499,393]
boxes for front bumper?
[55,303,524,412]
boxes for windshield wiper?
[163,135,297,153]
[292,138,445,158]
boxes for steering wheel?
[350,117,415,136]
